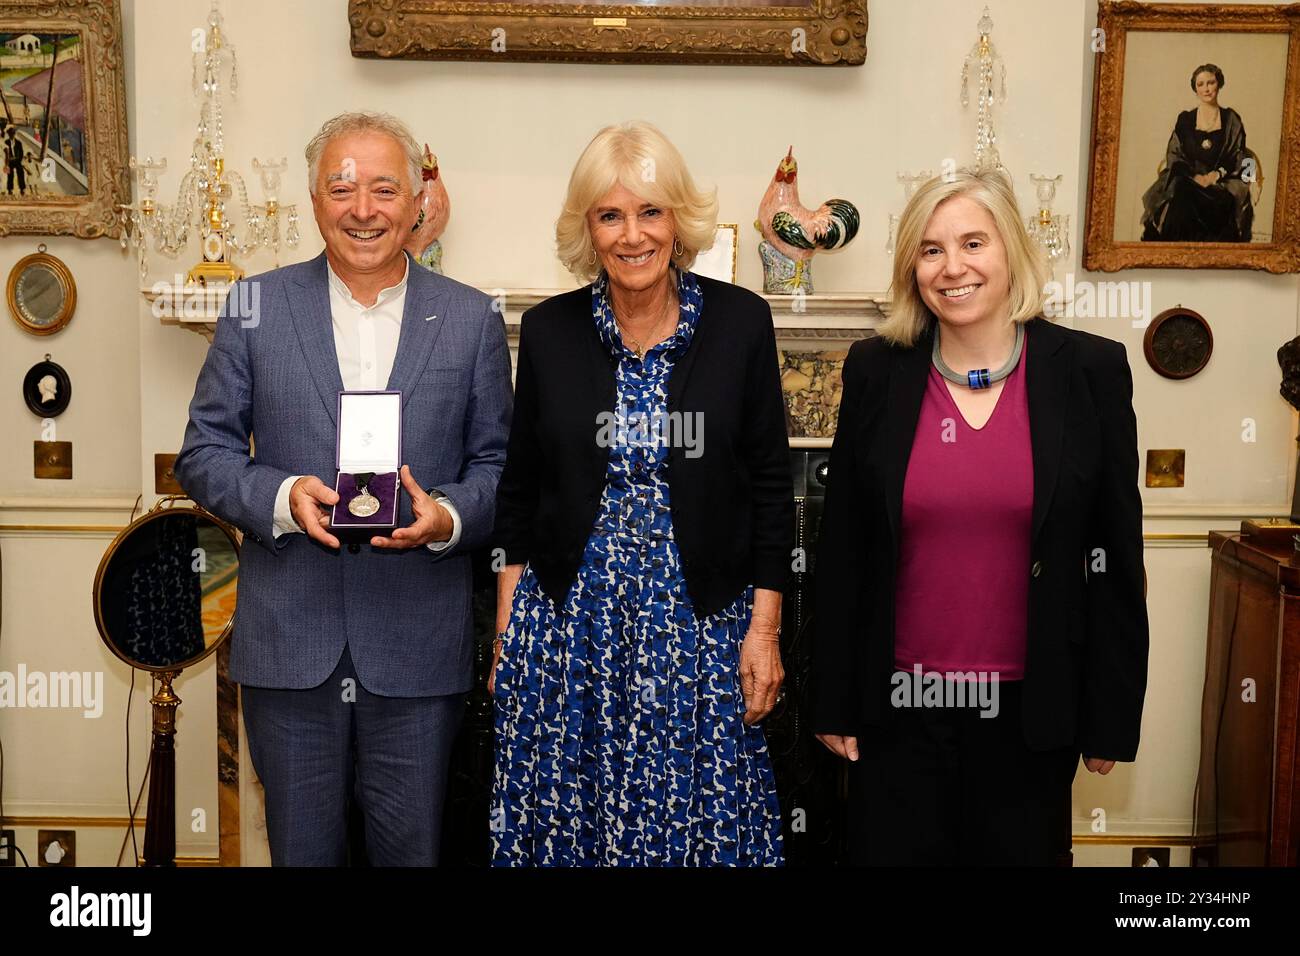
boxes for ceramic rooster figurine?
[755,147,859,294]
[405,143,451,274]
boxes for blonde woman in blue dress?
[490,121,793,866]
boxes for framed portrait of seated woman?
[348,0,866,66]
[1083,1,1300,273]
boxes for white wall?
[0,0,220,864]
[1,0,1294,865]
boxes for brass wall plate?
[154,453,182,494]
[37,830,75,867]
[34,441,72,479]
[1145,449,1185,487]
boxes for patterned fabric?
[492,268,784,866]
[122,514,205,668]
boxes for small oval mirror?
[8,247,76,335]
[18,264,65,317]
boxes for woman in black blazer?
[490,121,793,866]
[811,168,1148,865]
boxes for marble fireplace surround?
[145,285,890,349]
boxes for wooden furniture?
[1196,521,1300,865]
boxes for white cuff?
[273,475,306,538]
[426,493,462,553]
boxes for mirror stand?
[93,496,239,868]
[142,670,181,867]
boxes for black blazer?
[493,274,794,618]
[810,317,1149,761]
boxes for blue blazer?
[175,251,512,696]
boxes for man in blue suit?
[175,112,511,865]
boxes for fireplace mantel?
[143,284,890,347]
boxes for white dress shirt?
[272,257,461,551]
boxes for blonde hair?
[879,167,1049,347]
[305,111,422,195]
[556,121,719,281]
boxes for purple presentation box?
[331,390,402,531]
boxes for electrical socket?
[37,829,75,867]
[0,829,15,866]
[1132,846,1170,867]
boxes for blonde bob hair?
[556,121,719,282]
[878,167,1050,347]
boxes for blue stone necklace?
[931,322,1024,390]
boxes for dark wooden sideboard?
[1195,522,1300,866]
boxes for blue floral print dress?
[491,268,784,867]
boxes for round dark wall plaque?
[1144,307,1212,380]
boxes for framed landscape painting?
[0,0,129,239]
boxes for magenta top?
[892,334,1033,680]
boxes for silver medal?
[347,472,379,517]
[348,492,380,517]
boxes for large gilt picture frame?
[349,0,867,66]
[1083,1,1300,273]
[0,0,129,239]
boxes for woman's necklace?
[614,291,677,360]
[1197,106,1221,148]
[932,322,1024,390]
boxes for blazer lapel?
[587,316,617,407]
[882,325,933,559]
[385,253,451,407]
[289,251,345,426]
[1026,317,1071,545]
[666,297,706,414]
[586,298,618,479]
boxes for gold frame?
[1083,1,1300,273]
[715,222,738,283]
[91,496,240,675]
[0,1,130,239]
[349,0,867,66]
[692,221,738,283]
[7,244,75,335]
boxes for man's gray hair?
[305,111,423,195]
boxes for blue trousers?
[241,644,465,866]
